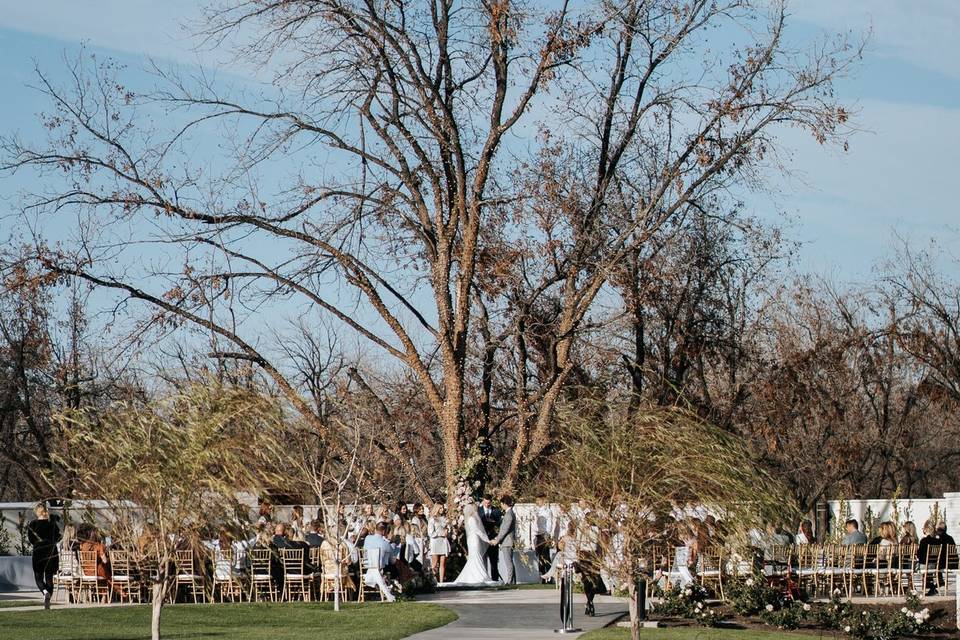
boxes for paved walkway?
[409,587,628,639]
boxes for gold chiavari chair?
[78,550,109,603]
[249,548,276,602]
[281,547,312,602]
[358,548,383,602]
[944,544,958,595]
[52,550,80,604]
[920,544,942,595]
[174,549,204,603]
[894,544,916,596]
[698,546,724,599]
[211,547,243,603]
[109,549,142,603]
[318,544,354,602]
[794,544,819,596]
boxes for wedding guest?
[304,520,325,547]
[878,521,897,547]
[796,520,816,544]
[428,504,450,583]
[26,503,61,609]
[841,519,867,545]
[492,495,517,584]
[362,523,396,602]
[257,503,273,527]
[78,528,112,603]
[289,505,305,542]
[917,520,941,594]
[272,522,292,548]
[533,496,555,582]
[900,521,919,545]
[376,504,392,526]
[396,502,410,522]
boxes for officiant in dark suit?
[479,493,501,581]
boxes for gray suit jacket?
[494,507,516,547]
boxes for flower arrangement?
[761,601,810,630]
[816,588,853,629]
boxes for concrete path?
[409,587,628,639]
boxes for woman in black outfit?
[26,503,62,609]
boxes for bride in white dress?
[450,502,496,585]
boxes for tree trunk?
[626,576,640,640]
[151,581,164,640]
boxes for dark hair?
[482,493,493,501]
[845,518,859,529]
[500,495,514,507]
[376,522,387,535]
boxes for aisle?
[409,587,627,639]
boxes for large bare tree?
[2,0,859,502]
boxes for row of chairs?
[52,545,378,605]
[767,544,959,598]
[644,543,959,601]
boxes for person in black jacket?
[478,494,502,581]
[26,503,62,609]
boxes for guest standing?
[479,494,501,581]
[26,503,61,609]
[533,497,555,582]
[428,504,450,583]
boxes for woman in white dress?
[451,502,493,584]
[428,504,451,583]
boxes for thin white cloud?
[790,0,960,80]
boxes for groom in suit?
[493,494,517,584]
[479,493,501,581]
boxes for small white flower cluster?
[765,604,774,612]
[802,603,811,612]
[683,587,693,597]
[745,577,755,587]
[906,607,930,624]
[844,625,851,633]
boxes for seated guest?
[304,520,325,548]
[362,523,396,601]
[879,521,897,546]
[78,528,112,602]
[918,520,942,594]
[796,520,815,544]
[900,521,919,545]
[841,519,867,545]
[272,523,292,549]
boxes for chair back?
[281,547,305,575]
[362,547,381,571]
[78,550,99,579]
[249,547,272,577]
[110,549,132,577]
[58,550,78,576]
[175,549,196,576]
[923,544,942,567]
[945,544,958,570]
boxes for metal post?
[636,576,647,621]
[554,565,582,634]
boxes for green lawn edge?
[0,601,457,640]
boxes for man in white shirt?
[362,523,396,602]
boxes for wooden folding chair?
[698,546,724,599]
[211,547,243,602]
[358,548,383,602]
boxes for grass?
[0,601,457,640]
[0,600,37,608]
[581,628,812,640]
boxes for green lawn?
[0,601,456,640]
[581,627,812,640]
[0,600,37,608]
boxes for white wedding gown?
[450,512,495,585]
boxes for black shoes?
[43,591,51,610]
[584,602,595,616]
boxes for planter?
[0,556,34,591]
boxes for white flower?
[844,626,851,633]
[684,588,692,596]
[765,604,774,612]
[901,607,909,613]
[833,588,841,596]
[803,603,811,611]
[745,578,754,586]
[695,602,703,610]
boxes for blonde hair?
[878,521,896,542]
[34,503,49,519]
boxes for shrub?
[726,572,780,616]
[761,601,810,630]
[816,589,853,629]
[653,582,709,617]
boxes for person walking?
[26,503,61,609]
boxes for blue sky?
[0,0,957,284]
